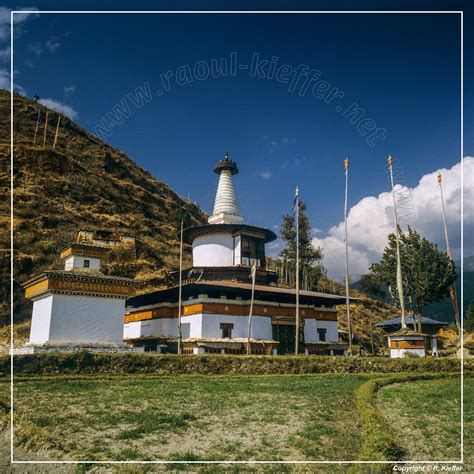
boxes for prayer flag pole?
[53,114,61,150]
[295,185,300,355]
[33,109,41,147]
[42,111,49,148]
[437,173,461,333]
[247,261,257,355]
[177,218,184,355]
[344,159,353,356]
[388,155,407,329]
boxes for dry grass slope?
[0,89,207,328]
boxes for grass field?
[377,378,468,462]
[0,373,471,471]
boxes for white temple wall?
[233,235,241,265]
[29,295,54,344]
[389,348,426,358]
[192,234,234,267]
[201,314,272,339]
[47,294,125,343]
[123,315,201,340]
[123,313,338,344]
[181,314,203,338]
[304,319,339,343]
[64,255,101,271]
[304,319,317,343]
[123,320,146,339]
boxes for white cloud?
[313,158,473,282]
[0,7,39,88]
[64,85,76,95]
[0,46,10,61]
[28,42,43,56]
[262,135,297,147]
[38,98,78,119]
[0,69,26,94]
[46,37,60,51]
[0,7,39,41]
[258,170,273,180]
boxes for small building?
[387,329,427,358]
[76,229,136,248]
[21,242,139,352]
[124,153,349,355]
[376,315,448,356]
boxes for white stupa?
[208,151,244,225]
[20,242,139,353]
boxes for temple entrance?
[273,324,304,355]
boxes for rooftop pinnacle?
[208,152,244,225]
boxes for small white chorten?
[21,242,138,352]
[208,152,244,225]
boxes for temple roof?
[376,315,449,328]
[388,328,428,338]
[23,269,139,288]
[213,152,239,175]
[126,280,350,311]
[184,223,277,244]
[59,242,110,259]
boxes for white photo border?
[9,9,465,466]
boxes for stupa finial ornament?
[208,151,244,224]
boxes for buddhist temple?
[20,242,139,352]
[385,329,427,358]
[377,315,447,357]
[124,153,349,355]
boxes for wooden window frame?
[220,322,234,339]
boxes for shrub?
[0,353,469,377]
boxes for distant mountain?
[0,90,207,325]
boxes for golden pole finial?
[438,172,442,185]
[387,155,393,168]
[344,158,349,170]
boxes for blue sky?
[3,1,472,279]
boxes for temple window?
[240,236,265,268]
[317,328,327,342]
[83,259,90,268]
[220,323,234,339]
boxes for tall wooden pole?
[295,186,300,355]
[438,173,461,333]
[370,322,375,355]
[344,159,353,356]
[177,219,184,355]
[42,111,49,148]
[247,262,257,355]
[388,155,407,329]
[33,109,41,147]
[53,114,61,150]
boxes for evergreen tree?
[358,273,385,298]
[369,227,456,316]
[466,302,474,332]
[279,200,324,288]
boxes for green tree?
[358,273,385,298]
[369,227,456,317]
[466,302,474,332]
[279,200,324,289]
